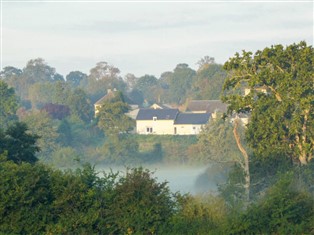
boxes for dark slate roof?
[136,109,179,120]
[186,100,228,113]
[174,113,211,125]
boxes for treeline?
[0,56,225,166]
[0,155,313,234]
[0,56,225,109]
[0,41,313,233]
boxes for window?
[146,127,153,133]
[153,117,157,121]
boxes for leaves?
[222,41,314,164]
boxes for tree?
[0,122,39,164]
[85,62,126,103]
[0,66,22,80]
[28,82,54,109]
[0,81,19,129]
[23,58,64,83]
[21,111,60,159]
[134,74,159,104]
[227,171,314,234]
[167,64,196,104]
[0,160,54,234]
[197,117,247,164]
[197,117,250,202]
[192,63,227,100]
[107,168,175,234]
[124,73,138,91]
[196,56,215,70]
[66,88,93,123]
[66,71,87,87]
[97,100,134,136]
[41,103,70,120]
[222,41,313,165]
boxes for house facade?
[174,113,211,135]
[136,108,210,135]
[136,109,179,135]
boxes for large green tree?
[0,122,39,164]
[0,81,19,129]
[165,64,196,104]
[134,74,160,105]
[108,168,175,234]
[97,100,134,136]
[21,111,60,160]
[222,41,313,165]
[192,62,227,100]
[66,71,87,87]
[84,62,126,103]
[66,88,93,123]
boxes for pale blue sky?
[1,1,313,78]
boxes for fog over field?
[96,164,229,195]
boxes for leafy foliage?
[97,92,134,136]
[21,111,60,159]
[196,117,246,164]
[0,122,39,164]
[0,81,19,129]
[226,171,314,234]
[107,168,175,234]
[222,41,314,164]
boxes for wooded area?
[0,42,313,234]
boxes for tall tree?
[196,56,215,70]
[124,73,138,91]
[197,117,250,202]
[222,41,314,165]
[97,100,134,137]
[23,58,64,83]
[0,81,19,129]
[167,64,196,104]
[85,62,126,103]
[21,111,60,159]
[0,122,39,164]
[108,168,175,234]
[67,88,93,123]
[192,63,227,100]
[66,71,87,87]
[0,66,22,80]
[134,75,159,104]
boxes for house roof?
[186,100,228,113]
[136,108,179,120]
[174,113,211,125]
[94,89,117,105]
[149,103,173,109]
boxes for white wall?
[136,120,175,135]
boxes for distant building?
[94,88,118,116]
[186,100,228,118]
[136,108,179,135]
[135,108,210,135]
[174,113,211,135]
[186,99,249,126]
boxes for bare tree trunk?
[233,118,250,203]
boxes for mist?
[96,163,230,195]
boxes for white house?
[135,108,210,135]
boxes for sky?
[1,1,313,78]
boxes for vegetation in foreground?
[0,41,313,234]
